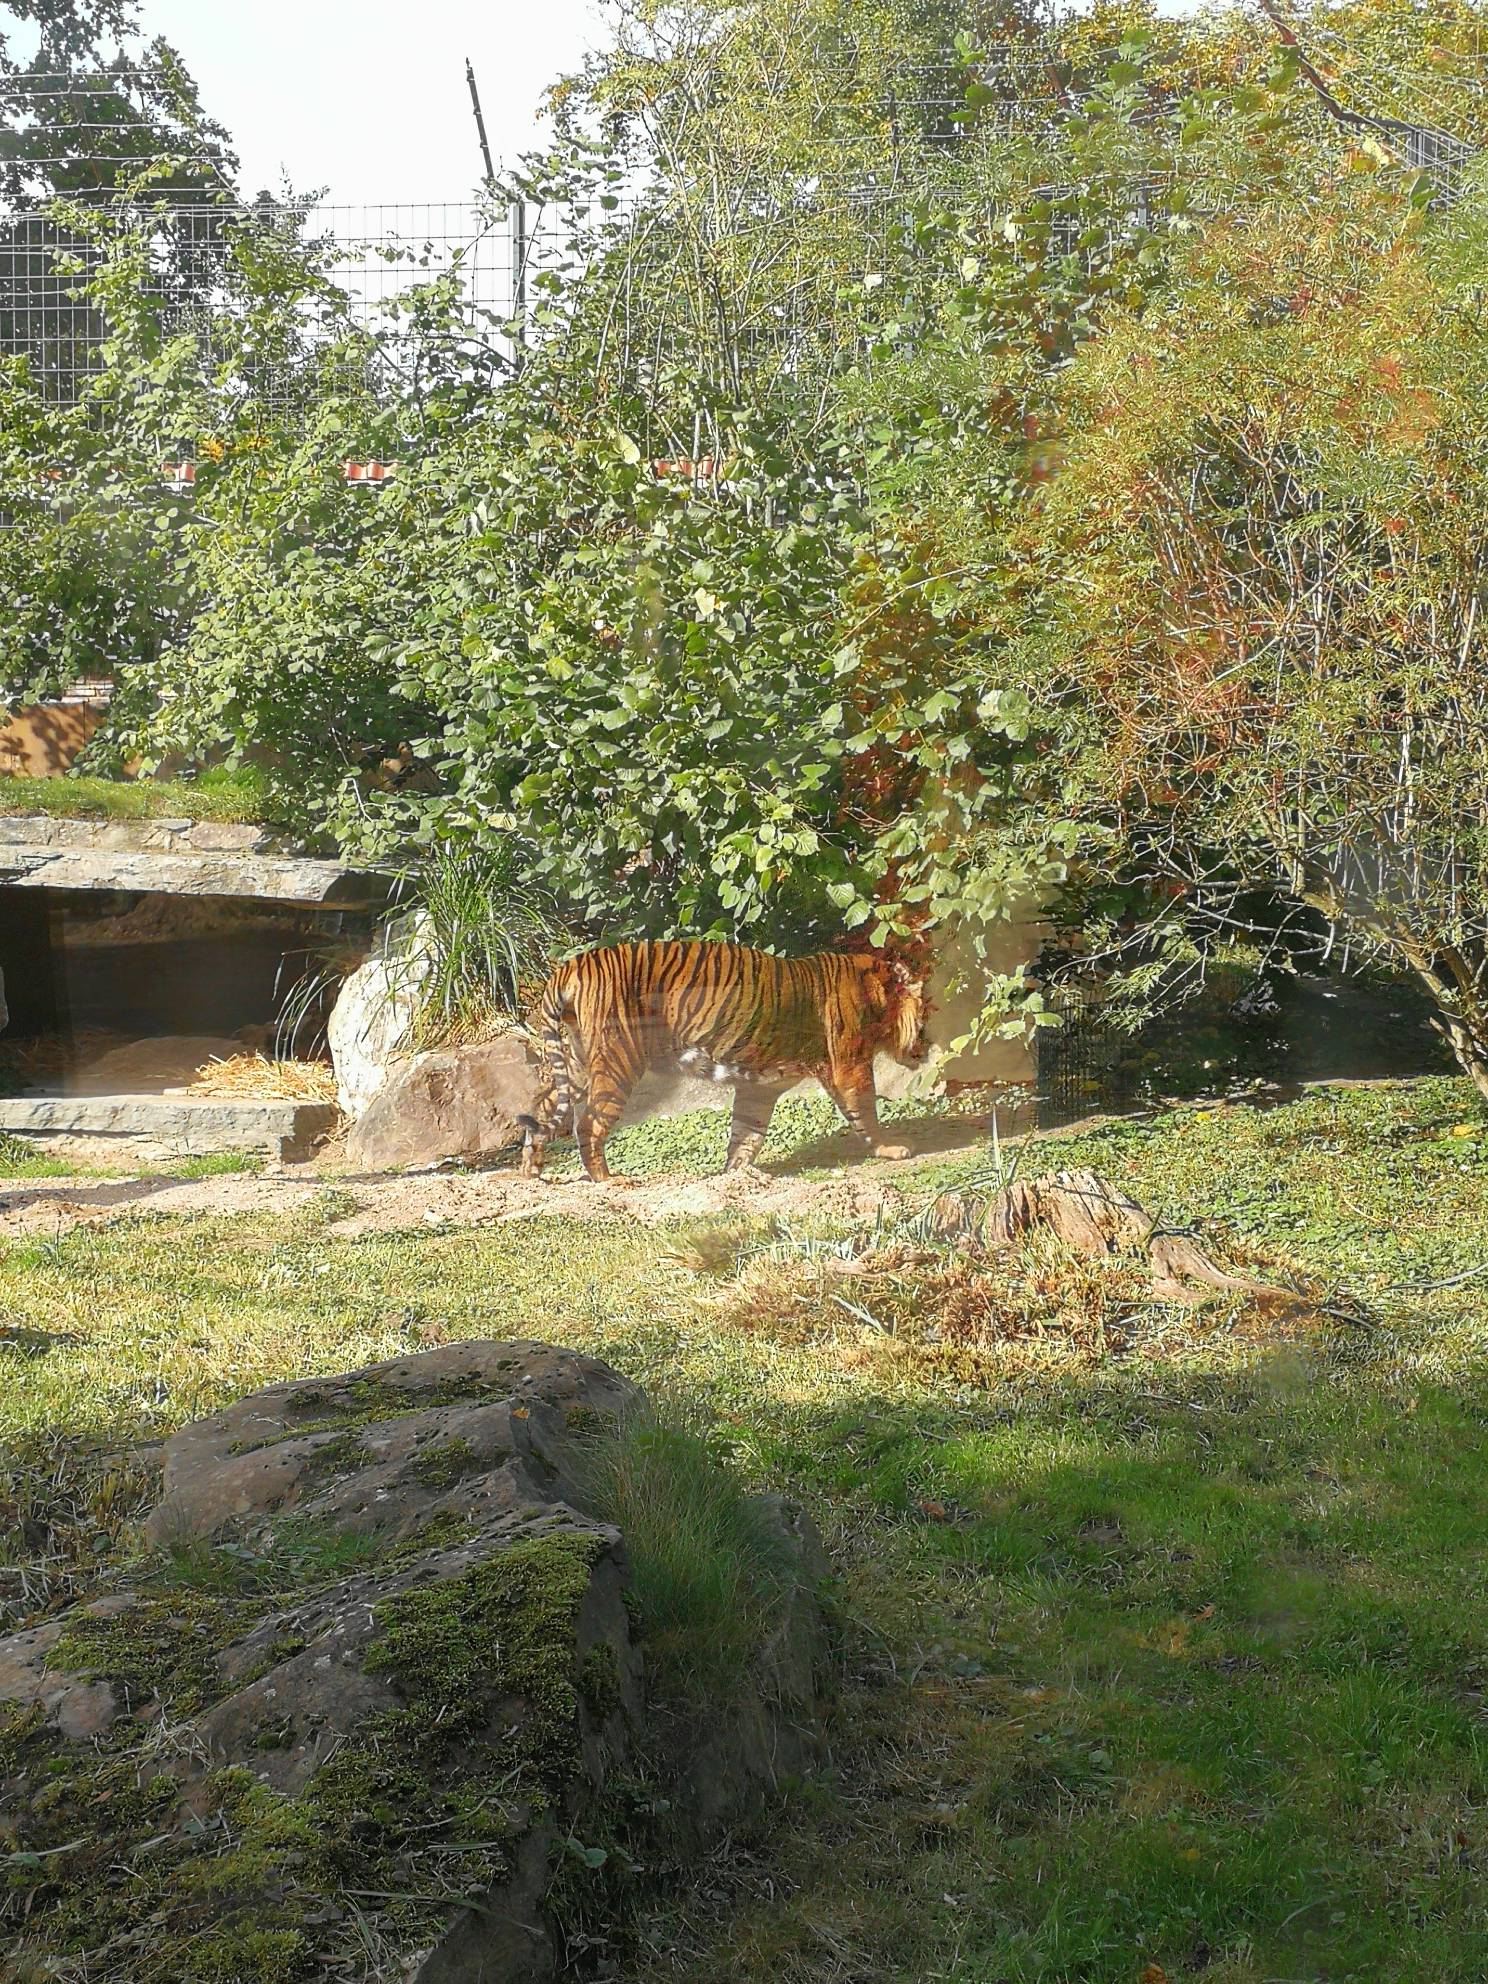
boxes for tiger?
[517,939,932,1184]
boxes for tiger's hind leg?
[518,1072,579,1180]
[725,1082,786,1175]
[575,1027,643,1183]
[519,972,579,1180]
[519,1112,550,1179]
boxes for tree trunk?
[1427,1005,1488,1104]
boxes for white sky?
[132,0,608,204]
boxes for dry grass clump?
[717,1234,1148,1371]
[413,997,528,1051]
[187,1053,340,1105]
[709,1221,1315,1380]
[0,1433,162,1632]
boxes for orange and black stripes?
[519,940,931,1185]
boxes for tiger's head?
[861,955,932,1067]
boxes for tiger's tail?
[518,967,576,1175]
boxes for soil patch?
[0,1156,923,1238]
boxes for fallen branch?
[930,1168,1298,1309]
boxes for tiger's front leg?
[817,1060,910,1161]
[576,1112,617,1182]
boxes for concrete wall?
[0,703,104,777]
[876,913,1044,1100]
[935,914,1044,1085]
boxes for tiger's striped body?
[518,940,931,1183]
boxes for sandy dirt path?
[0,1155,946,1239]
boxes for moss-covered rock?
[144,1339,639,1546]
[408,1433,486,1489]
[2,1512,638,1982]
[0,1342,828,1984]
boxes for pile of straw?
[0,1027,123,1084]
[187,1054,340,1105]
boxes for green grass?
[4,1078,1488,1981]
[0,1130,93,1179]
[579,1411,802,1694]
[0,1140,264,1182]
[0,767,277,824]
[156,1149,265,1180]
[546,1084,968,1181]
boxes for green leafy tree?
[96,0,1047,945]
[0,194,344,708]
[0,0,234,202]
[0,0,238,403]
[114,284,902,944]
[0,1,239,717]
[71,6,1308,971]
[43,0,1488,1031]
[974,172,1488,1092]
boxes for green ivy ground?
[0,769,277,824]
[3,1078,1488,1982]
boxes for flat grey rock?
[0,814,390,904]
[0,1092,337,1158]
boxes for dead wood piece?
[933,1170,1294,1309]
[927,1192,987,1249]
[1146,1232,1294,1308]
[983,1169,1153,1254]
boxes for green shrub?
[401,839,565,1045]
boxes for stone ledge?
[0,1093,339,1160]
[0,815,274,854]
[0,820,390,905]
[2,849,383,904]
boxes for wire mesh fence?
[1033,963,1283,1129]
[0,195,533,404]
[1033,958,1454,1127]
[0,178,1111,414]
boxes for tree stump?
[930,1168,1293,1308]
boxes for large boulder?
[326,909,432,1117]
[345,1033,543,1171]
[0,1342,828,1984]
[143,1338,639,1546]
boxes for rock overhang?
[0,813,392,907]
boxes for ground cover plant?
[2,1078,1486,1980]
[0,770,277,825]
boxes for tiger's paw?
[873,1142,912,1162]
